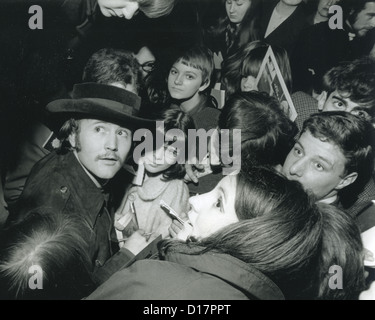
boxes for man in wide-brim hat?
[11,82,155,285]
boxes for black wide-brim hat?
[45,83,155,133]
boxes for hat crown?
[72,83,141,114]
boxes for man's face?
[282,130,352,200]
[352,2,375,37]
[98,0,139,19]
[70,119,132,181]
[323,90,372,121]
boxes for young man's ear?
[199,78,211,92]
[336,172,358,190]
[317,91,328,111]
[68,133,77,149]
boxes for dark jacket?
[260,1,310,56]
[291,22,373,93]
[86,249,285,300]
[11,151,131,277]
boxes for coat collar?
[58,151,109,228]
[166,250,285,300]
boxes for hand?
[184,162,205,184]
[359,281,375,300]
[169,219,193,241]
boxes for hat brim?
[46,98,156,133]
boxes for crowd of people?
[0,0,375,300]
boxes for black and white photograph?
[0,0,375,303]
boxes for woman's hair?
[205,0,262,56]
[154,109,196,181]
[0,209,94,299]
[221,41,292,97]
[241,45,293,92]
[221,41,267,97]
[160,166,323,299]
[218,91,296,167]
[138,0,176,18]
[315,203,366,300]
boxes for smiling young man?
[11,83,155,284]
[282,112,375,230]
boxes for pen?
[160,200,186,224]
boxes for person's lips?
[98,154,119,165]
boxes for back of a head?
[315,203,366,300]
[322,57,375,122]
[0,210,94,300]
[219,91,296,167]
[82,48,142,93]
[302,111,375,201]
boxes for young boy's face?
[323,90,372,121]
[282,130,356,201]
[168,60,208,101]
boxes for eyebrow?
[332,95,348,107]
[298,140,334,168]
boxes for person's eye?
[294,146,303,156]
[333,100,345,110]
[215,197,223,210]
[170,69,177,75]
[352,110,370,120]
[118,130,129,137]
[314,162,324,172]
[94,126,105,133]
[186,74,195,80]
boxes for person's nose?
[154,147,164,161]
[105,131,118,151]
[174,74,183,85]
[289,159,305,177]
[229,3,235,13]
[122,3,139,19]
[243,76,256,90]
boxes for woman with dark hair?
[220,41,292,98]
[204,0,262,59]
[87,166,322,300]
[218,91,297,168]
[87,165,366,300]
[187,90,296,194]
